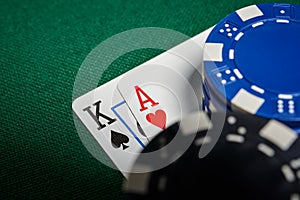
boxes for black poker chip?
[123,111,300,200]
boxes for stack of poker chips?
[124,112,300,199]
[123,3,300,199]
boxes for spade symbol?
[111,130,129,150]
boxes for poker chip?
[202,3,300,132]
[123,111,300,200]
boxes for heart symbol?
[146,109,167,130]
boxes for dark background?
[1,0,299,199]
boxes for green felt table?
[1,0,299,199]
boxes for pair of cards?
[72,28,211,177]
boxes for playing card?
[72,27,212,178]
[117,62,201,139]
[72,76,149,177]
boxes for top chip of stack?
[202,3,300,132]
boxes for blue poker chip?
[203,3,300,131]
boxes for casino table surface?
[1,0,299,199]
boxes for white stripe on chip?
[252,21,264,28]
[235,32,244,41]
[203,43,224,62]
[229,49,234,59]
[281,164,296,182]
[276,19,290,23]
[236,5,264,22]
[194,136,212,146]
[226,134,245,143]
[260,120,297,151]
[257,143,275,157]
[233,69,243,79]
[231,89,265,114]
[251,85,265,94]
[278,94,293,99]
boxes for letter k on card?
[117,64,199,139]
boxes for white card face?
[117,64,201,139]
[72,77,149,178]
[72,27,212,178]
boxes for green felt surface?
[1,0,299,199]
